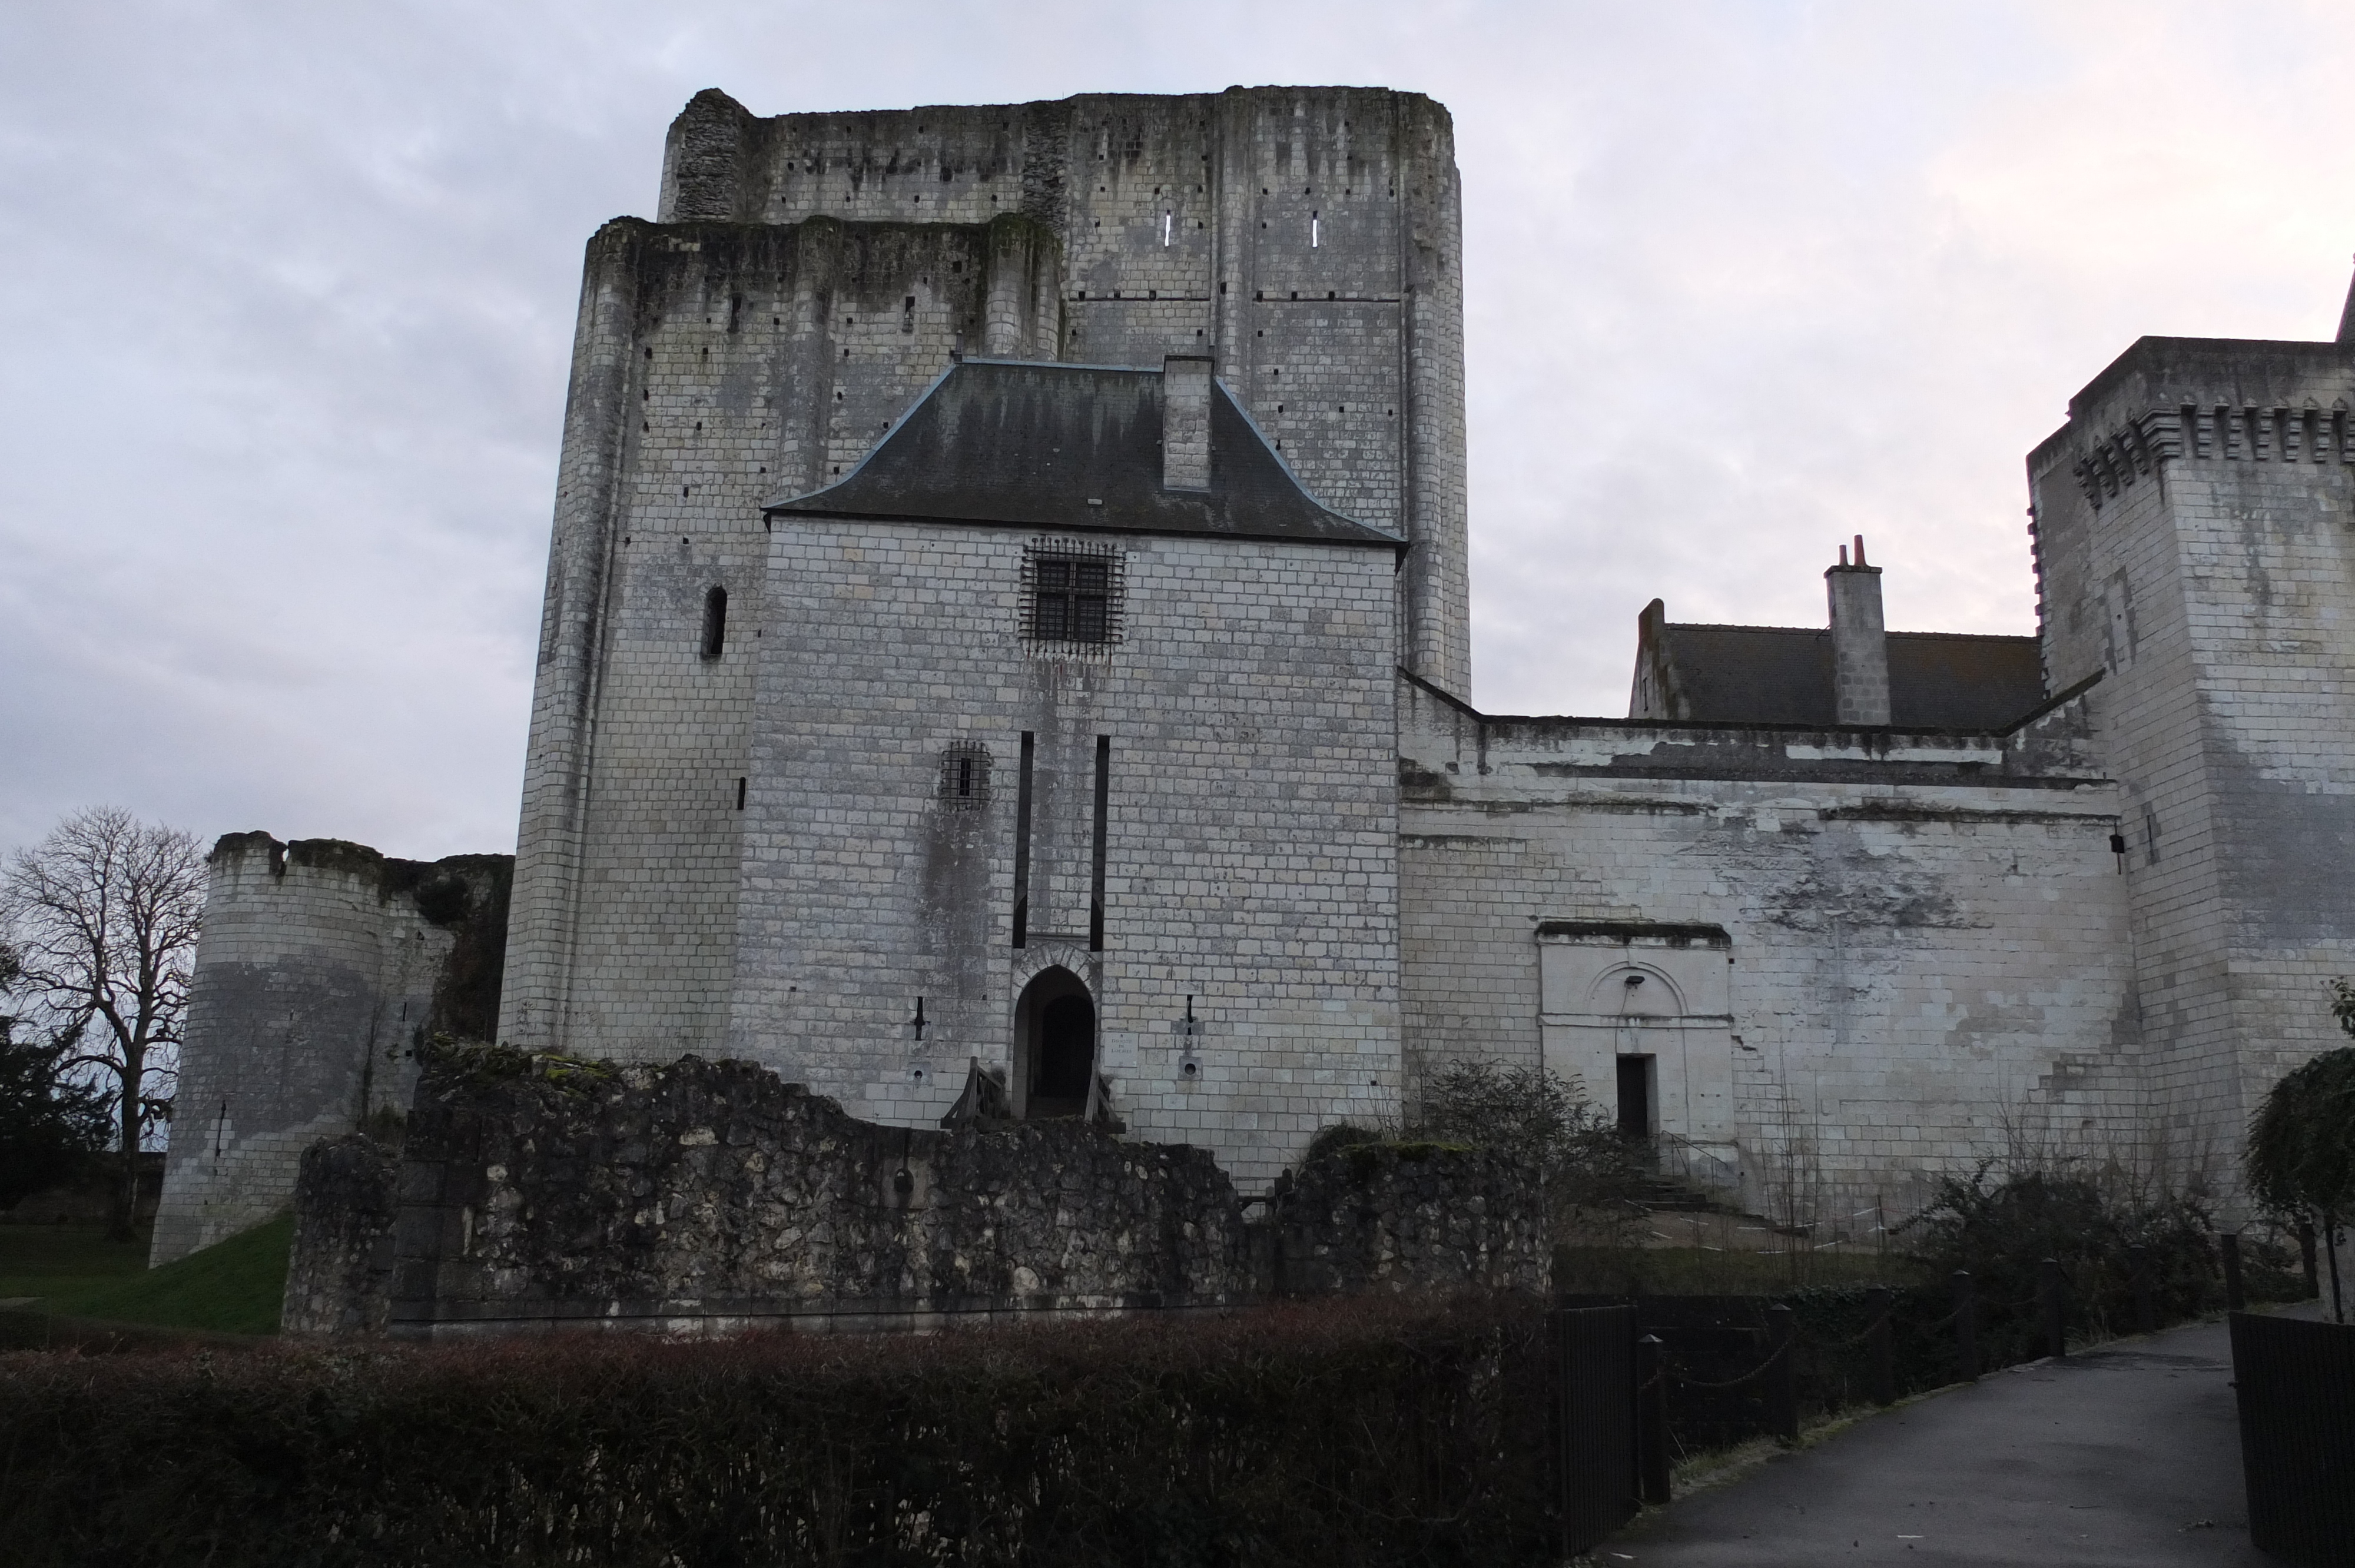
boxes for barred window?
[938,745,992,809]
[1037,557,1109,642]
[1023,544,1124,649]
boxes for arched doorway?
[1013,967,1094,1119]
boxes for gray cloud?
[3,0,2350,856]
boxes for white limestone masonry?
[158,89,2355,1264]
[728,521,1403,1191]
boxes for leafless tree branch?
[2,807,205,1238]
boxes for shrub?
[1900,1164,2219,1357]
[2247,1030,2355,1222]
[0,1297,1561,1568]
[1408,1061,1651,1247]
[1300,1121,1384,1165]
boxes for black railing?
[1554,1304,1638,1554]
[2230,1312,2355,1568]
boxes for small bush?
[1410,1061,1653,1247]
[1300,1121,1384,1165]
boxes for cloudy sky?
[4,1,2351,861]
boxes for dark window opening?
[699,586,728,660]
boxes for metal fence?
[1555,1304,1637,1555]
[2230,1311,2355,1568]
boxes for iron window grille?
[1021,543,1125,650]
[938,745,993,809]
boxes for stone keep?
[499,88,1470,1084]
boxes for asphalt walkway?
[1601,1309,2318,1567]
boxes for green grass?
[0,1214,293,1335]
[0,1223,154,1305]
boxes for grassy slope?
[0,1215,293,1334]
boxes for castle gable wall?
[727,519,1402,1189]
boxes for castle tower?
[2028,311,2355,1185]
[499,88,1468,1061]
[150,836,509,1265]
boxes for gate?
[2230,1312,2355,1568]
[1556,1304,1637,1554]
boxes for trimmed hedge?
[0,1297,1559,1568]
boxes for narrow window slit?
[1089,736,1110,951]
[699,586,728,660]
[1012,733,1034,948]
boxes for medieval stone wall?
[2028,337,2355,1198]
[151,835,510,1265]
[1395,674,2138,1221]
[654,87,1468,691]
[499,215,1060,1062]
[732,520,1402,1188]
[276,1054,1540,1337]
[281,1134,401,1335]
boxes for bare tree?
[2,808,205,1238]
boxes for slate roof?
[1660,624,2044,730]
[767,359,1402,549]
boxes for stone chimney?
[1826,534,1890,726]
[1162,355,1213,491]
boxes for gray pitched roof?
[1661,624,2044,730]
[766,359,1402,549]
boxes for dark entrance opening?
[1616,1055,1654,1140]
[1014,968,1096,1119]
[1034,995,1095,1111]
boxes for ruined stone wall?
[150,835,510,1266]
[2028,337,2355,1198]
[1273,1142,1545,1297]
[388,1055,1247,1333]
[293,1054,1535,1337]
[731,520,1402,1190]
[281,1134,400,1335]
[1395,675,2138,1222]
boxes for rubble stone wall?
[284,1052,1540,1336]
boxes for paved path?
[1602,1310,2313,1567]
